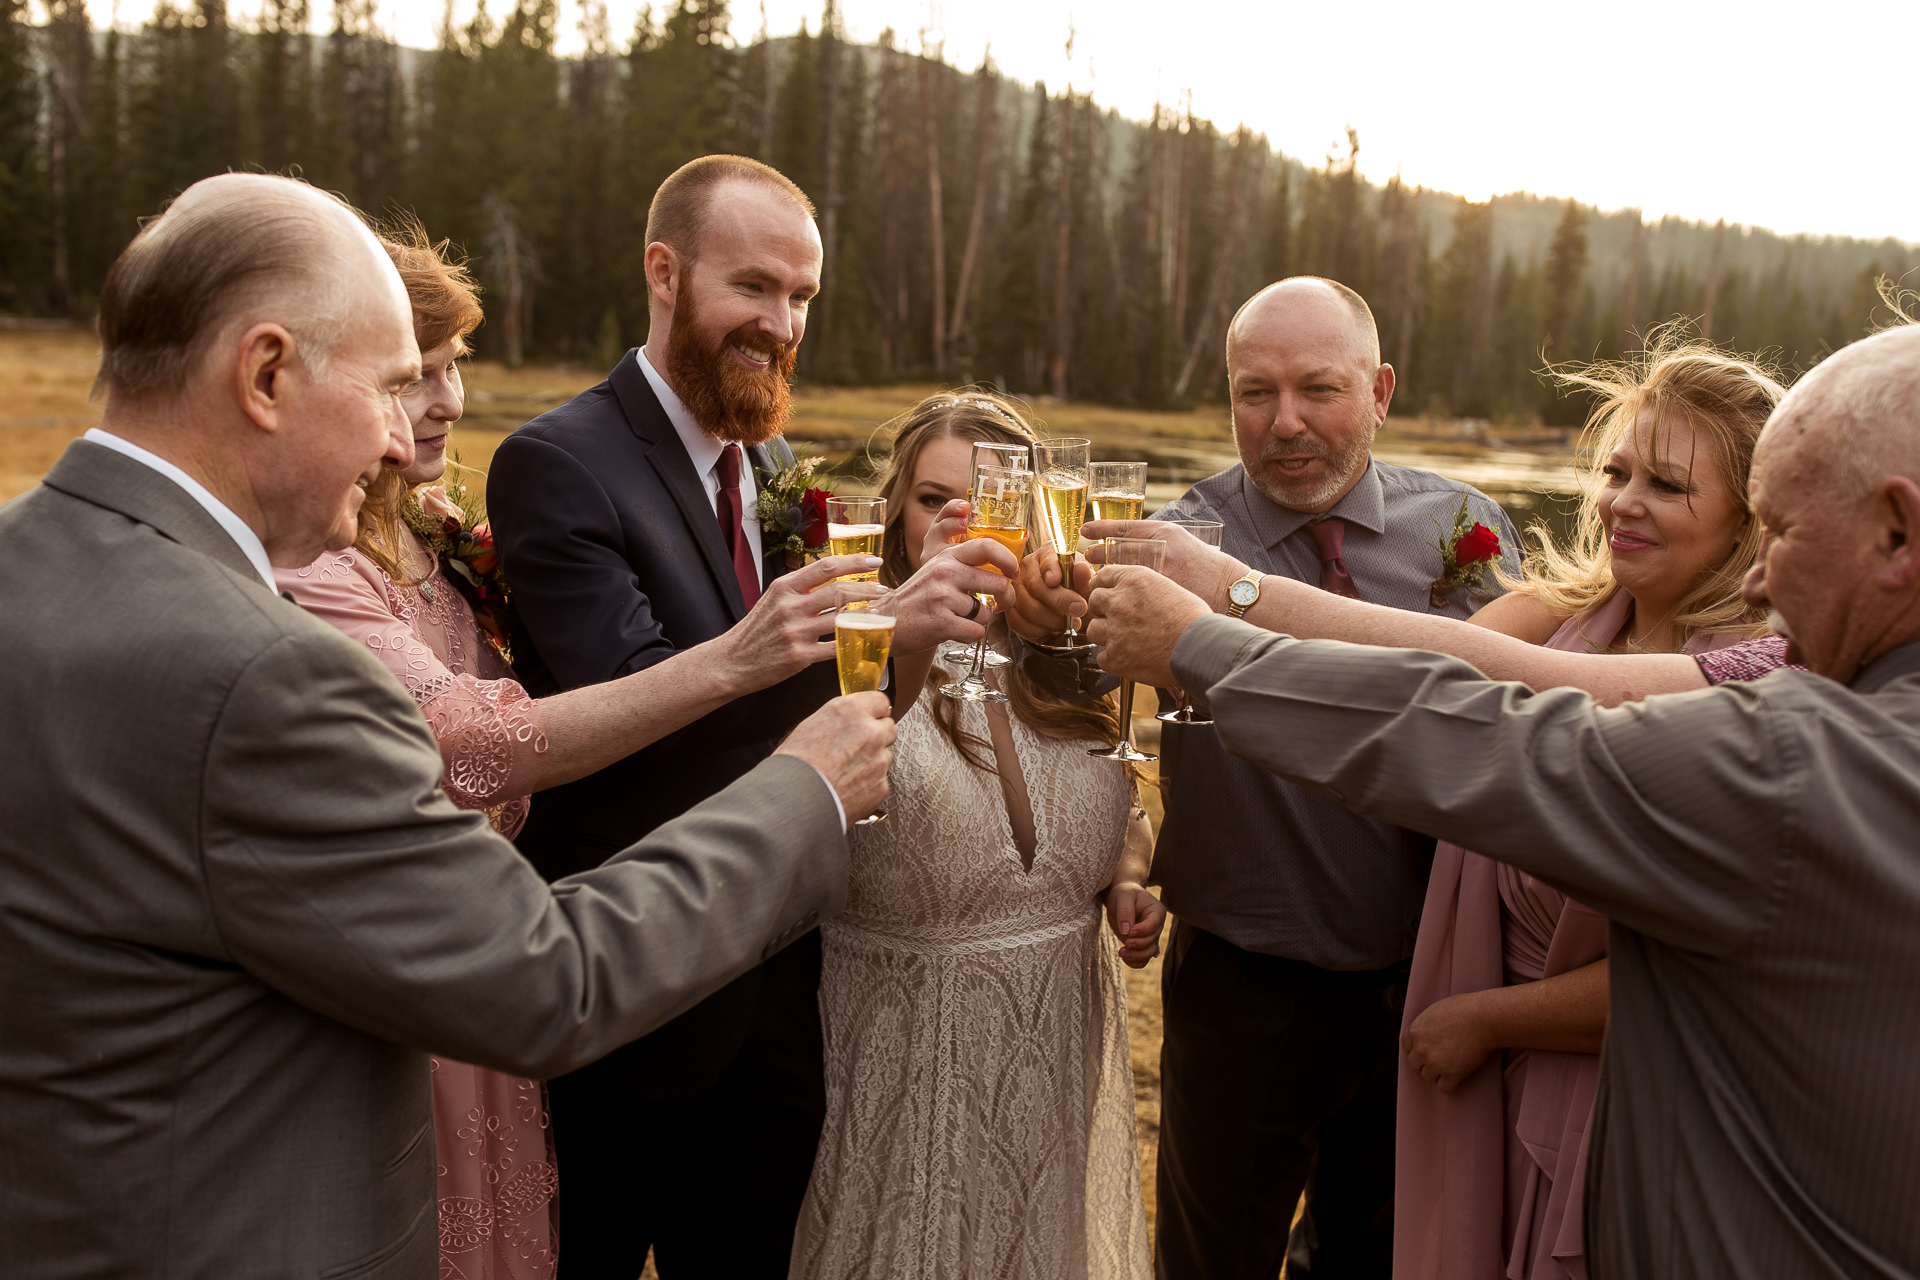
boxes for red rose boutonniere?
[1429,494,1504,607]
[755,437,836,568]
[406,471,517,662]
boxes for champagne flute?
[826,496,886,591]
[940,464,1031,703]
[1031,437,1095,653]
[1155,519,1225,726]
[1088,461,1149,520]
[939,442,1028,671]
[1088,537,1166,762]
[835,602,897,825]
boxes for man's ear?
[1873,476,1920,589]
[644,241,680,310]
[1374,362,1397,424]
[235,322,296,434]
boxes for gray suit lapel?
[40,440,270,588]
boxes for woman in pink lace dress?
[280,224,880,1280]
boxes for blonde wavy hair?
[355,215,486,586]
[1512,329,1785,647]
[872,389,1126,772]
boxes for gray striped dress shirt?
[1175,616,1920,1278]
[1152,459,1520,970]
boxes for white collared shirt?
[83,428,278,593]
[637,348,765,589]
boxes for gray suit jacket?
[1173,613,1920,1279]
[0,441,848,1279]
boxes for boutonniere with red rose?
[754,437,836,568]
[404,466,517,662]
[1429,494,1504,607]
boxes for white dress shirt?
[83,428,278,593]
[638,349,765,588]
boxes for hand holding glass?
[941,465,1030,703]
[836,602,896,824]
[939,442,1029,672]
[1089,537,1166,763]
[1155,520,1224,726]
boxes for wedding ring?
[965,597,984,623]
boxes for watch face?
[1229,579,1259,606]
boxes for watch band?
[1227,569,1263,619]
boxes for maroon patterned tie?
[715,444,762,608]
[1308,517,1361,599]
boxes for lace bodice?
[278,540,548,837]
[793,692,1150,1280]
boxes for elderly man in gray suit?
[0,173,895,1278]
[1085,322,1920,1278]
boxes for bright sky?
[106,0,1920,243]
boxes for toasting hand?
[1085,564,1214,691]
[711,553,888,691]
[775,692,898,824]
[1079,518,1249,603]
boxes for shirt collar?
[82,428,277,592]
[1238,456,1387,549]
[638,347,733,482]
[1851,639,1920,695]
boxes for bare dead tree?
[920,41,947,374]
[483,191,539,367]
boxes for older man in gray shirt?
[1088,323,1920,1278]
[1029,277,1518,1278]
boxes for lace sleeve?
[277,553,550,811]
[1695,634,1800,685]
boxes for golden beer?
[1089,492,1145,521]
[835,611,896,695]
[1036,475,1089,569]
[828,522,885,581]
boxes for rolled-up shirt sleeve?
[1173,614,1799,957]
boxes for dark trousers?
[548,937,827,1279]
[1155,922,1407,1280]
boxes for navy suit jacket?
[488,348,839,1094]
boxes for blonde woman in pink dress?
[280,225,882,1280]
[1386,341,1788,1280]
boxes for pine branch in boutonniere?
[754,440,836,569]
[402,456,518,663]
[1428,494,1504,608]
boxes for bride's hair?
[871,390,1125,775]
[354,215,485,586]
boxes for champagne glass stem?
[965,617,992,685]
[1115,678,1136,750]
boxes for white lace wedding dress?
[791,690,1151,1280]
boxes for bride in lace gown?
[280,225,884,1280]
[792,394,1164,1280]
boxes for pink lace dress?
[280,516,558,1280]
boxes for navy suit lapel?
[608,354,748,622]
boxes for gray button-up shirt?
[1176,617,1920,1279]
[1151,459,1520,970]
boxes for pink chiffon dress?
[280,502,559,1280]
[1393,593,1767,1280]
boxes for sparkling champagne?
[966,522,1028,573]
[1036,476,1089,567]
[828,522,884,581]
[835,611,896,694]
[1089,492,1145,521]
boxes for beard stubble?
[664,286,799,447]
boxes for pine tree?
[0,0,47,312]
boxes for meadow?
[0,326,1584,1238]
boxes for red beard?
[664,288,798,446]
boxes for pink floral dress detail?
[280,512,558,1280]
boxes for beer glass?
[836,602,897,825]
[1031,437,1094,653]
[826,496,886,587]
[939,442,1029,672]
[941,464,1030,703]
[1088,537,1166,762]
[1155,519,1225,726]
[1088,461,1149,521]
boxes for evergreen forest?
[4,0,1916,421]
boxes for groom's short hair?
[93,173,360,399]
[645,155,816,264]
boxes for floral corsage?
[755,437,835,568]
[404,472,516,662]
[1429,494,1504,607]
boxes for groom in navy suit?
[489,156,1010,1276]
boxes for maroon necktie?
[715,444,762,609]
[1308,517,1361,599]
